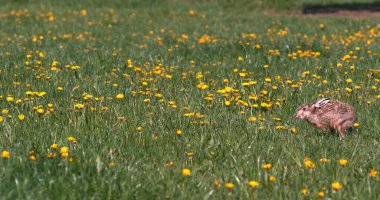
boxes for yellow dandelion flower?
[0,116,3,123]
[225,183,234,189]
[136,127,142,132]
[50,143,58,149]
[176,129,182,135]
[247,116,257,122]
[269,175,276,182]
[182,168,191,176]
[1,150,10,158]
[369,169,377,177]
[354,123,359,128]
[304,158,315,169]
[248,181,259,188]
[319,158,330,163]
[36,108,44,114]
[331,182,342,191]
[225,100,231,106]
[67,137,77,143]
[18,114,25,120]
[318,191,324,198]
[263,163,272,170]
[74,104,84,109]
[116,94,124,99]
[302,188,309,196]
[30,155,37,161]
[339,159,348,166]
[289,127,296,134]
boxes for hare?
[295,98,356,140]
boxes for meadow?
[0,0,379,199]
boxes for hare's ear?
[315,98,330,108]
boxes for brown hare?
[295,98,356,140]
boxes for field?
[0,0,379,199]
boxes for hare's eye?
[302,107,306,111]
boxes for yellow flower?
[304,158,315,169]
[74,104,85,109]
[57,86,63,91]
[345,87,352,93]
[269,175,276,182]
[182,168,191,176]
[176,129,182,135]
[263,163,272,170]
[319,158,330,163]
[60,147,69,157]
[67,137,77,143]
[318,191,324,198]
[37,108,44,114]
[346,78,353,83]
[136,127,142,132]
[247,116,257,122]
[30,155,37,161]
[331,182,342,191]
[225,182,234,189]
[116,93,124,99]
[18,114,25,120]
[354,123,359,128]
[0,116,3,123]
[289,127,296,134]
[50,143,58,149]
[302,188,309,196]
[369,169,377,177]
[339,159,348,166]
[248,181,259,188]
[225,100,231,106]
[1,150,10,158]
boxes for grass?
[0,0,379,199]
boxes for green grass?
[0,0,379,199]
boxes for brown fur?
[295,98,356,140]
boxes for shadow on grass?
[303,2,380,14]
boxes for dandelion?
[247,116,257,122]
[338,159,348,166]
[74,104,85,109]
[302,188,309,196]
[248,181,259,188]
[50,143,58,149]
[176,129,182,135]
[67,137,77,143]
[263,163,272,170]
[60,147,69,157]
[0,116,3,123]
[182,168,191,176]
[116,93,124,99]
[18,114,25,120]
[354,123,359,128]
[304,158,315,169]
[30,155,37,161]
[289,127,296,134]
[318,191,324,198]
[319,158,330,163]
[225,182,234,189]
[37,108,44,114]
[269,175,276,182]
[225,100,231,106]
[331,182,342,191]
[1,150,10,158]
[369,169,377,177]
[136,127,142,132]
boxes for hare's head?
[295,98,331,119]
